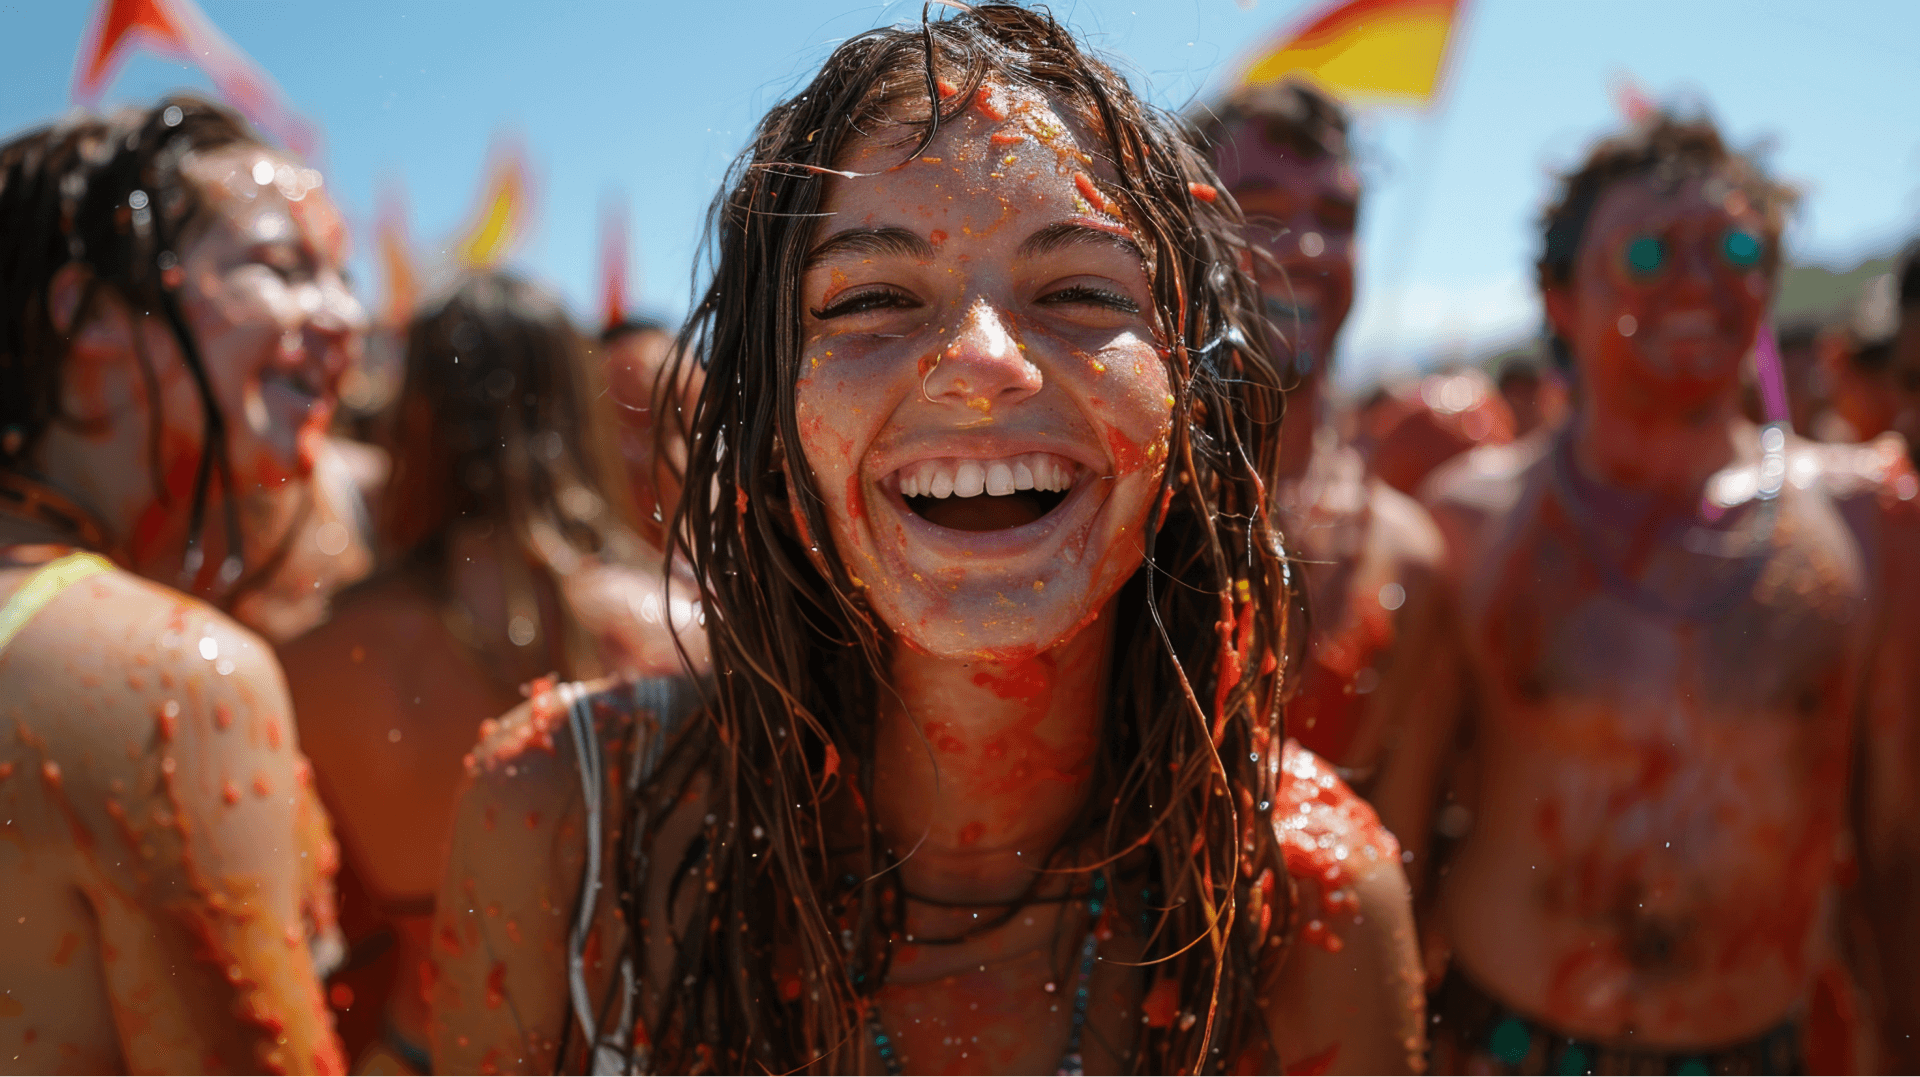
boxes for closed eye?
[1040,284,1139,313]
[810,287,919,320]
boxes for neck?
[1276,375,1325,482]
[870,611,1115,905]
[1572,377,1747,496]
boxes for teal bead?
[1555,1043,1591,1075]
[1490,1017,1532,1066]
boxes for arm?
[427,695,582,1074]
[1367,558,1471,906]
[1267,753,1426,1075]
[1853,499,1920,1070]
[79,589,345,1072]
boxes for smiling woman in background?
[0,95,368,1073]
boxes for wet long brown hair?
[0,96,273,590]
[384,271,641,680]
[626,7,1297,1072]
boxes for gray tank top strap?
[558,675,702,1075]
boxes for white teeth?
[896,452,1080,501]
[954,461,986,498]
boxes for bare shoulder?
[0,564,299,818]
[1416,435,1552,574]
[429,675,699,1072]
[1419,434,1550,521]
[1266,741,1424,1074]
[1368,479,1445,575]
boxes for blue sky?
[4,0,1918,390]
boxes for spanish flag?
[1241,0,1464,105]
[454,138,532,269]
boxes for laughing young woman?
[427,7,1421,1073]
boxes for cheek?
[1088,344,1174,479]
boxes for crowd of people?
[1,4,1916,1073]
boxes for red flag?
[72,0,321,162]
[599,195,630,334]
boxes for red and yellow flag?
[454,138,532,269]
[72,0,320,160]
[1241,0,1464,105]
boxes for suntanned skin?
[602,327,704,550]
[280,525,707,1061]
[1373,169,1920,1058]
[1215,121,1444,775]
[0,143,366,1071]
[429,84,1422,1074]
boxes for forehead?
[1585,169,1761,238]
[178,145,347,257]
[820,85,1120,234]
[1214,120,1353,196]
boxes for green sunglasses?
[1622,228,1766,279]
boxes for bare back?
[0,551,344,1072]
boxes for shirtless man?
[1375,113,1920,1072]
[1197,79,1444,775]
[0,99,366,1071]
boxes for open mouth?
[892,452,1080,532]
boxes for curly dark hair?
[0,95,265,587]
[1538,110,1795,291]
[600,5,1301,1073]
[1188,77,1351,166]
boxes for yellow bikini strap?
[0,551,115,655]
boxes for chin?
[839,453,1151,663]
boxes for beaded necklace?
[867,871,1107,1077]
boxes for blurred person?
[0,97,367,1072]
[1812,272,1900,443]
[601,315,702,549]
[1367,367,1517,497]
[279,272,706,1072]
[429,8,1422,1073]
[1495,356,1569,439]
[1373,112,1920,1073]
[1195,78,1445,775]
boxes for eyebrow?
[804,226,935,267]
[1018,221,1147,263]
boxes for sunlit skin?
[1214,121,1443,773]
[280,532,707,1065]
[1374,169,1920,1058]
[0,145,365,1072]
[427,85,1423,1075]
[602,325,704,548]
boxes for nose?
[296,275,370,382]
[922,299,1041,414]
[1667,231,1720,304]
